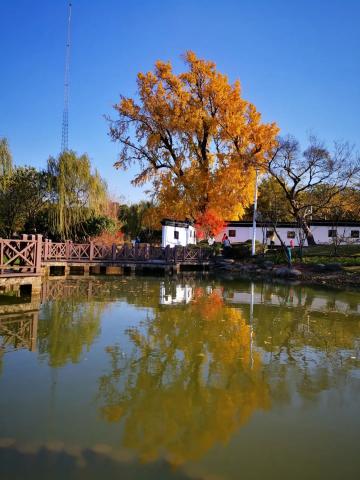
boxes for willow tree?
[0,137,13,191]
[47,151,108,240]
[109,51,279,226]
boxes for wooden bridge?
[0,235,212,279]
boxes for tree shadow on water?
[0,446,197,480]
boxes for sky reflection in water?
[0,277,360,480]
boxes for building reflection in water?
[159,281,193,305]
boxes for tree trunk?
[300,219,316,246]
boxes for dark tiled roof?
[226,220,360,227]
[161,218,194,227]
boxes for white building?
[216,221,360,247]
[161,219,197,248]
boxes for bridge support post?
[91,265,101,275]
[83,264,90,276]
[106,266,123,275]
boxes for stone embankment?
[213,257,360,290]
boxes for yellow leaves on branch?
[111,51,279,224]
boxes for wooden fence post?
[0,239,3,276]
[43,239,48,261]
[35,234,43,274]
[89,241,94,261]
[65,240,71,260]
[112,243,117,261]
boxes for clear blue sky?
[1,0,359,203]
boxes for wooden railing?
[1,236,212,277]
[0,235,42,276]
[42,240,211,264]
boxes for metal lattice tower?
[61,2,72,152]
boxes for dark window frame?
[287,231,296,239]
[174,230,179,240]
[351,230,359,238]
[328,229,337,238]
[228,229,236,238]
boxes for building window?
[328,230,337,238]
[174,231,179,240]
[228,230,236,237]
[287,231,296,239]
[351,230,359,238]
[266,230,274,238]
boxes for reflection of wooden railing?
[0,311,38,352]
[1,236,212,277]
[0,235,42,276]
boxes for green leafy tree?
[47,151,109,240]
[118,201,160,241]
[0,137,13,182]
[0,167,48,237]
[244,176,292,222]
[78,214,117,240]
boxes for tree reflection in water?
[98,287,270,465]
[38,299,104,368]
[97,280,360,466]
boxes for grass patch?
[300,256,360,266]
[299,244,360,257]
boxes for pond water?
[0,276,360,480]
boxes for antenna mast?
[61,2,72,152]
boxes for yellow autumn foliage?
[110,51,279,223]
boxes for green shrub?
[225,240,262,259]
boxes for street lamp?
[251,168,259,256]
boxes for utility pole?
[61,2,72,153]
[251,168,259,256]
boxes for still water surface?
[0,276,360,479]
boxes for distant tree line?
[0,139,118,241]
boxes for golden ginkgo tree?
[109,51,279,225]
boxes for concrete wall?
[215,224,360,247]
[162,224,197,248]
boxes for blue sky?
[1,0,359,202]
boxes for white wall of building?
[216,224,360,247]
[161,223,197,248]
